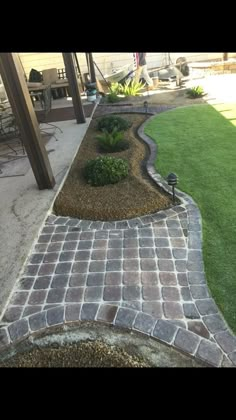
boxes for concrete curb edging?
[0,304,227,367]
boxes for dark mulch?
[54,113,172,221]
[36,103,95,123]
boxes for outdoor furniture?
[42,68,70,99]
[36,84,63,140]
[0,104,25,155]
[28,83,48,107]
[28,67,84,102]
[0,104,26,174]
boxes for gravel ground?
[0,340,151,368]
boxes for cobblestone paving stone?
[0,107,235,368]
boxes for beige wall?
[18,53,135,79]
[18,52,236,80]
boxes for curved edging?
[0,303,227,367]
[46,204,186,230]
[138,113,196,204]
[138,113,236,367]
[93,104,176,119]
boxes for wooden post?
[85,53,89,74]
[87,53,96,83]
[223,53,228,61]
[0,53,55,190]
[73,53,85,91]
[62,53,86,124]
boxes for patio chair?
[42,68,69,99]
[0,106,25,156]
[27,82,45,108]
[37,84,63,141]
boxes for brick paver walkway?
[0,106,235,367]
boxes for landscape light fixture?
[167,172,178,204]
[143,101,148,113]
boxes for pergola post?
[0,53,55,190]
[87,53,96,83]
[62,53,86,124]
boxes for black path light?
[143,101,148,113]
[167,172,178,204]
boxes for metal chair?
[0,106,25,155]
[37,85,63,141]
[0,105,26,175]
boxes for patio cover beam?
[86,53,96,83]
[0,53,55,190]
[62,53,86,124]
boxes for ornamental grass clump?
[97,115,131,133]
[186,85,205,98]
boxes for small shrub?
[186,85,205,98]
[97,115,132,133]
[84,156,129,186]
[96,129,128,152]
[106,92,121,103]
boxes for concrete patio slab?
[0,117,91,317]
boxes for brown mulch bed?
[54,113,173,221]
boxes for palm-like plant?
[109,79,145,97]
[120,79,145,96]
[96,128,125,152]
[186,85,205,98]
[109,82,122,95]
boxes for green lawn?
[145,104,236,333]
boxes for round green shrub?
[84,156,129,186]
[97,115,132,133]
